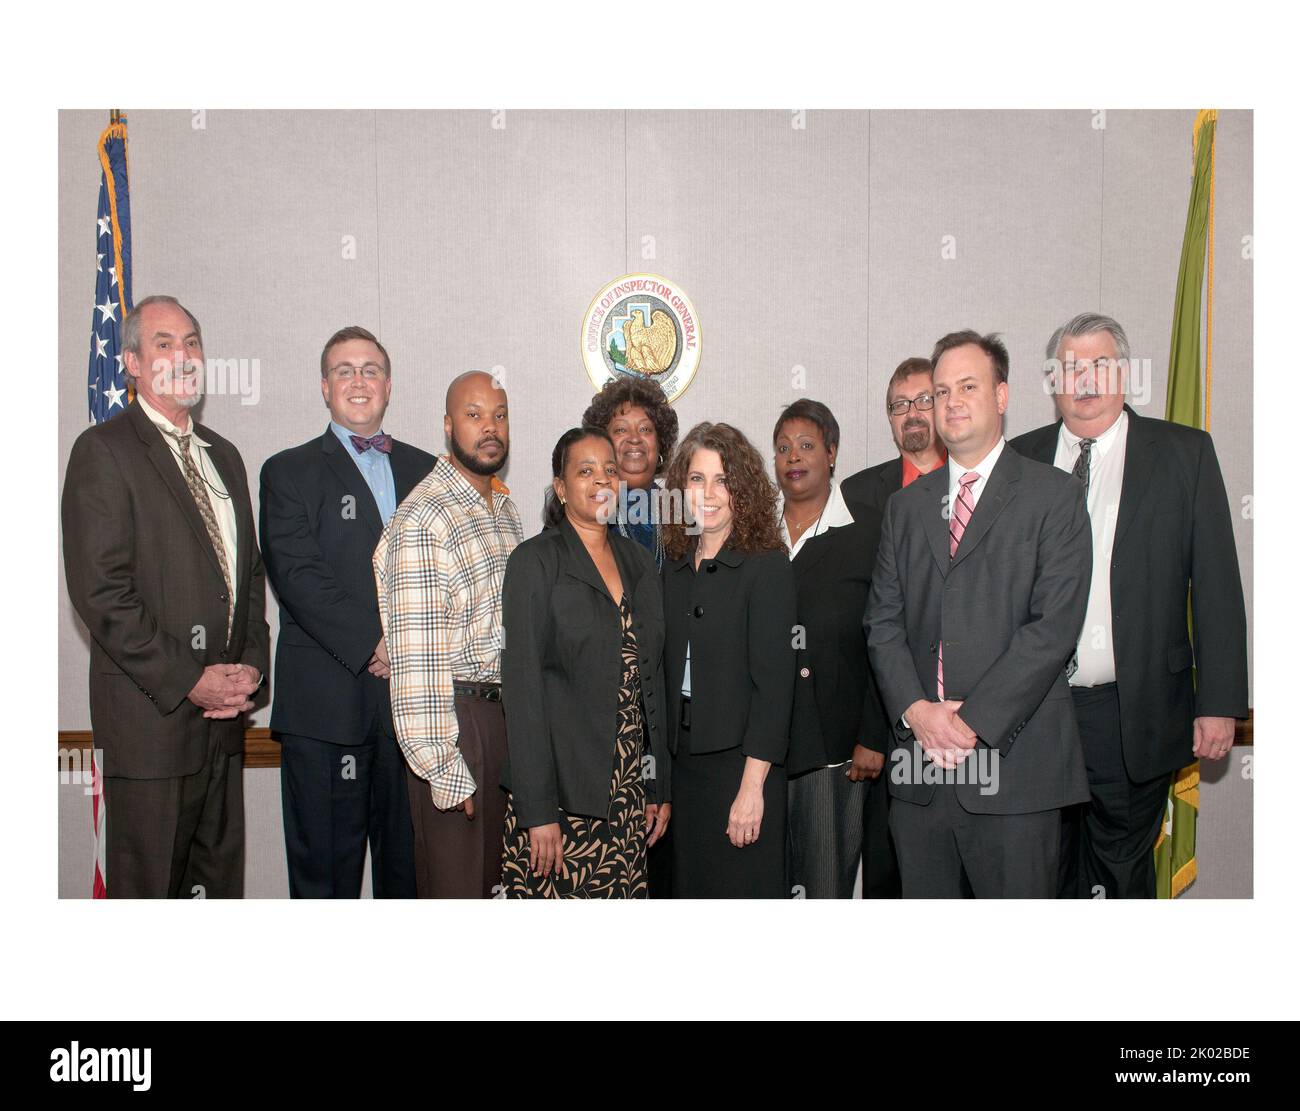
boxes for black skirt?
[670,724,788,899]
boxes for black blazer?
[866,446,1092,814]
[788,494,890,776]
[1009,406,1249,780]
[62,400,270,779]
[500,518,670,829]
[663,546,797,763]
[840,457,902,518]
[259,427,435,744]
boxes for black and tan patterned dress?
[501,596,648,898]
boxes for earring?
[559,496,566,505]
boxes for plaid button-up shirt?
[374,457,522,809]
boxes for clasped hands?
[905,699,978,769]
[188,663,260,719]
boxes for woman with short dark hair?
[773,399,889,899]
[661,422,796,898]
[499,428,670,897]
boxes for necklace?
[616,517,665,571]
[785,499,827,537]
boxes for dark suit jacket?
[1009,406,1249,780]
[500,518,670,829]
[840,457,903,518]
[62,400,270,779]
[788,494,890,776]
[663,546,797,763]
[866,445,1092,814]
[259,427,435,745]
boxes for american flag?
[86,112,134,897]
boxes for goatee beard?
[451,435,508,476]
[901,427,929,453]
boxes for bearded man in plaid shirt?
[374,371,522,898]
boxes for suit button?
[693,606,704,618]
[646,689,655,698]
[219,649,229,659]
[706,564,718,573]
[929,641,937,653]
[800,667,811,678]
[219,592,229,602]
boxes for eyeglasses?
[329,363,387,380]
[887,394,934,417]
[1057,358,1119,377]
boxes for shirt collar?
[949,436,1005,488]
[137,394,210,447]
[433,454,506,513]
[778,481,855,549]
[901,445,947,487]
[1061,409,1127,461]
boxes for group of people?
[62,295,1249,899]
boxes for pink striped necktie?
[937,470,979,700]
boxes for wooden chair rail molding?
[57,713,1254,771]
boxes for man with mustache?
[259,326,434,898]
[373,371,522,898]
[62,295,268,897]
[1009,313,1248,898]
[839,357,945,897]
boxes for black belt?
[453,681,501,702]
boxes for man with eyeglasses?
[842,357,947,516]
[839,356,946,898]
[259,326,435,897]
[1009,312,1247,899]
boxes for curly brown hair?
[662,422,784,560]
[581,376,679,476]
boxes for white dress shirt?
[778,479,856,559]
[1053,410,1128,687]
[137,395,239,584]
[948,436,1006,512]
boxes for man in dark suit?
[840,356,946,516]
[1009,312,1248,898]
[62,295,269,898]
[839,357,945,898]
[260,326,434,898]
[866,330,1092,898]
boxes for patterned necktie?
[1065,437,1095,680]
[937,470,980,700]
[350,432,393,454]
[168,430,235,642]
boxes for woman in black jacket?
[774,400,891,899]
[499,428,670,898]
[662,422,797,898]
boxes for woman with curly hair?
[582,377,679,571]
[661,422,797,898]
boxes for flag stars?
[96,253,105,272]
[94,334,108,360]
[104,382,125,410]
[96,298,118,323]
[108,266,118,288]
[97,215,112,238]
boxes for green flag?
[1156,109,1216,898]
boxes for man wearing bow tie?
[259,326,435,897]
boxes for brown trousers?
[104,732,244,899]
[406,692,508,898]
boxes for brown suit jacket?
[62,400,270,778]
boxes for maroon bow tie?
[349,433,392,455]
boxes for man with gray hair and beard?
[62,295,269,897]
[1010,312,1248,898]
